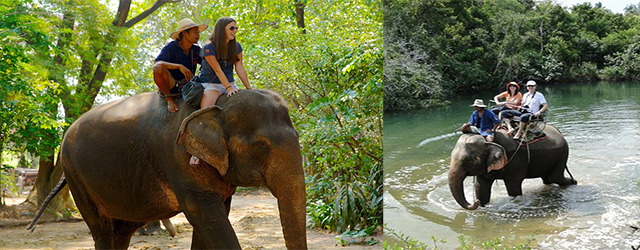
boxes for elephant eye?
[254,141,270,152]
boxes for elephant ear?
[485,142,507,173]
[176,106,229,176]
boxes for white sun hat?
[470,99,487,108]
[170,18,208,40]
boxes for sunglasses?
[229,26,238,31]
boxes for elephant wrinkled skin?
[448,125,577,210]
[46,90,307,249]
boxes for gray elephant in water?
[29,90,306,249]
[448,124,577,210]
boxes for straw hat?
[470,99,487,108]
[170,18,208,40]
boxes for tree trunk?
[28,0,181,215]
[27,153,74,217]
[295,0,306,34]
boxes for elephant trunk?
[266,150,307,249]
[274,173,307,249]
[448,163,480,210]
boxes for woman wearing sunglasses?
[190,16,253,165]
[198,16,252,107]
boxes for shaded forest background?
[384,0,640,112]
[0,0,382,240]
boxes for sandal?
[189,155,200,166]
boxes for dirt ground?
[0,189,381,249]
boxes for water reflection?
[384,82,640,249]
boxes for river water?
[384,82,640,249]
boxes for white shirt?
[521,91,547,113]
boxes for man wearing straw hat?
[153,18,208,113]
[466,99,501,142]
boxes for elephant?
[448,123,577,210]
[28,89,307,249]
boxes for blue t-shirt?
[199,41,243,83]
[468,109,500,133]
[154,41,202,81]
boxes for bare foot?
[506,128,515,136]
[167,98,179,113]
[513,133,521,140]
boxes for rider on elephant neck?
[190,17,254,166]
[152,18,208,113]
[467,99,501,142]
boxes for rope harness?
[502,124,576,183]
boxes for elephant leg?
[162,219,177,237]
[475,176,495,206]
[66,180,117,249]
[191,227,208,249]
[76,202,143,248]
[111,219,147,249]
[180,192,241,249]
[546,147,577,186]
[224,196,232,216]
[504,179,524,197]
[548,163,577,186]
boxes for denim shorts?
[201,82,239,95]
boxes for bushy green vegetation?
[0,0,63,167]
[1,0,382,241]
[384,0,640,112]
[384,227,535,250]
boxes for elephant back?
[493,125,566,153]
[216,90,295,131]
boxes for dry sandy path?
[0,192,381,249]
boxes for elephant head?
[176,90,307,249]
[448,132,507,210]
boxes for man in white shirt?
[513,80,548,140]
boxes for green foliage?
[336,225,378,246]
[383,33,447,111]
[383,226,445,250]
[384,0,640,111]
[458,235,535,250]
[192,0,384,235]
[1,0,382,236]
[1,164,19,206]
[384,227,536,250]
[0,0,65,159]
[602,38,640,81]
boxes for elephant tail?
[26,176,68,232]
